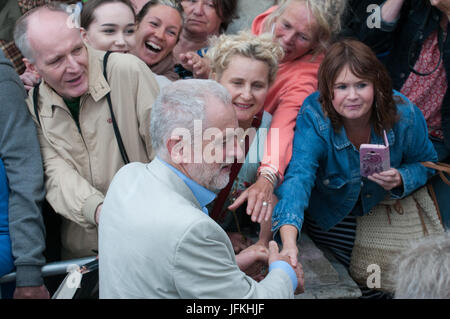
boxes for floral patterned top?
[401,26,448,140]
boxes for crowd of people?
[0,0,449,299]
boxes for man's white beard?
[189,163,230,192]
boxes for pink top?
[252,6,322,179]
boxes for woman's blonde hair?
[262,0,347,55]
[206,31,284,86]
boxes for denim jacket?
[272,91,438,235]
[0,158,14,277]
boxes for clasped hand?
[236,241,305,294]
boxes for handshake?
[236,240,305,295]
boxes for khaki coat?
[27,47,159,258]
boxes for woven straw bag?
[349,162,449,293]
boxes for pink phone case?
[359,130,390,177]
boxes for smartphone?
[360,130,390,177]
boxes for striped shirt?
[304,210,393,299]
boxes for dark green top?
[64,97,81,129]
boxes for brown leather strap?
[414,199,429,236]
[426,183,444,227]
[386,205,392,225]
[437,171,450,186]
[421,161,450,173]
[421,162,450,186]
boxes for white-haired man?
[99,79,304,298]
[13,3,159,259]
[392,232,450,299]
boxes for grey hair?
[262,0,347,56]
[391,231,450,299]
[14,2,70,63]
[150,79,231,159]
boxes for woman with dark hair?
[80,0,177,86]
[271,39,437,296]
[172,0,238,79]
[80,0,136,53]
[132,0,184,81]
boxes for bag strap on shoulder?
[32,83,41,127]
[103,51,130,165]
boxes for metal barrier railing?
[0,256,97,285]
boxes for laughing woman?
[132,0,184,81]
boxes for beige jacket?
[27,47,159,259]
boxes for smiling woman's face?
[216,55,270,129]
[134,4,183,66]
[82,2,136,53]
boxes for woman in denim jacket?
[272,40,438,295]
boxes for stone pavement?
[244,230,362,299]
[245,229,361,299]
[295,233,362,299]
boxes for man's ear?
[166,136,190,164]
[23,58,36,73]
[80,27,89,45]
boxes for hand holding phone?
[367,169,403,191]
[360,130,390,177]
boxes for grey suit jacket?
[99,158,293,298]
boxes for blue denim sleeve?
[391,103,438,198]
[269,260,297,292]
[272,99,327,238]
